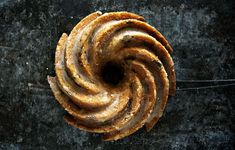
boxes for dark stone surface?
[0,0,234,149]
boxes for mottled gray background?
[0,0,234,149]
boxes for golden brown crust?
[63,74,143,133]
[48,11,176,141]
[65,11,102,93]
[103,61,157,141]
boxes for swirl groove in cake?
[48,11,176,141]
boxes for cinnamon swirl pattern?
[48,11,176,141]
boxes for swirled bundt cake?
[48,11,176,141]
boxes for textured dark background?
[0,0,235,149]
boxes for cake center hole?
[101,61,124,86]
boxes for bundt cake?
[48,11,176,141]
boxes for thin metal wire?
[176,79,235,90]
[177,79,235,83]
[176,83,235,91]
